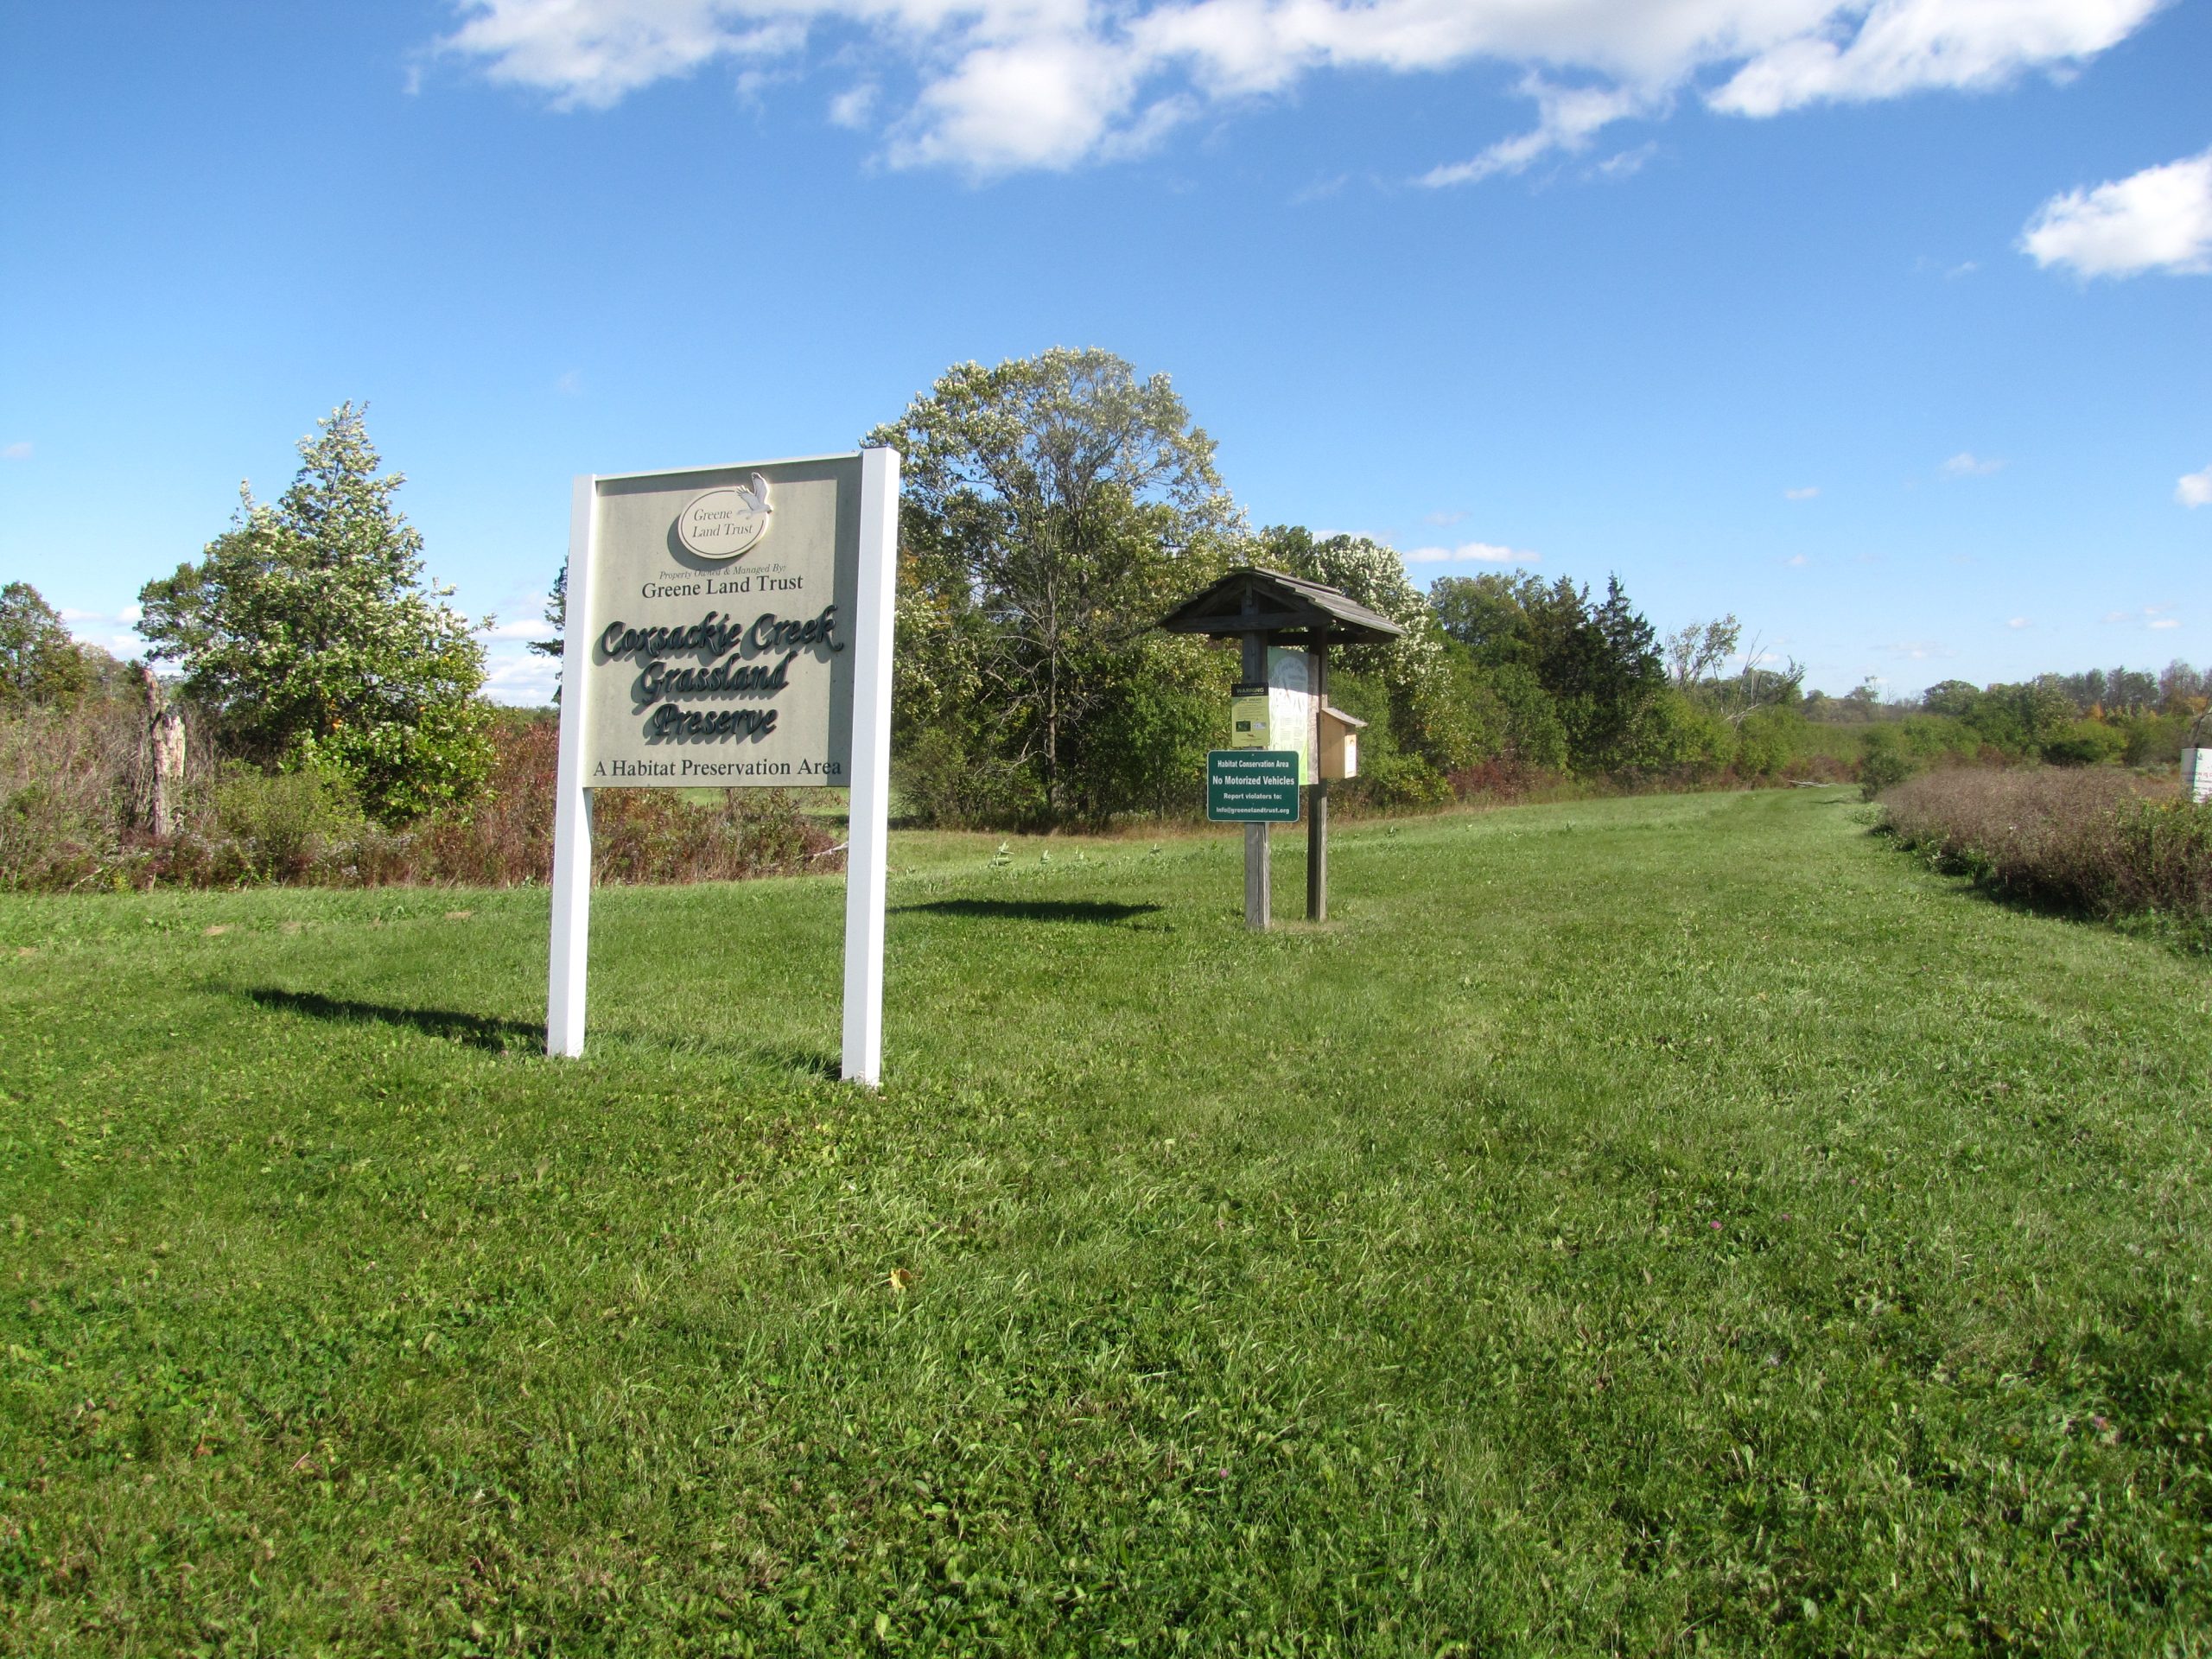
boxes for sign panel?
[1207,750,1301,822]
[577,455,862,788]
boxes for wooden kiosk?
[1158,569,1403,927]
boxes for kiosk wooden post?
[1307,644,1328,923]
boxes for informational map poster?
[574,455,865,787]
[1266,647,1316,785]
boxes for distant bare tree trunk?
[139,664,185,836]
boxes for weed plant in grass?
[3,790,2209,1654]
[1881,767,2209,949]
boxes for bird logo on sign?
[677,474,773,561]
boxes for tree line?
[864,348,1835,825]
[5,352,2207,890]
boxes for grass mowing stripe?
[2,787,2208,1654]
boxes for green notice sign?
[1207,750,1300,823]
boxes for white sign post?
[547,448,899,1084]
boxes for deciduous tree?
[0,583,93,711]
[867,349,1241,822]
[138,404,491,823]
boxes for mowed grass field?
[3,789,2209,1656]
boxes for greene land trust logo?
[676,473,773,560]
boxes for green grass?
[3,789,2209,1656]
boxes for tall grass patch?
[0,710,842,891]
[1880,767,2211,946]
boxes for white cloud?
[2104,604,2177,627]
[1886,640,1950,661]
[1710,0,2160,118]
[1592,141,1657,180]
[435,0,2167,177]
[1407,539,1538,564]
[1419,77,1653,188]
[2,442,29,461]
[61,605,143,630]
[1420,508,1467,526]
[1942,451,2005,476]
[555,368,582,395]
[1289,172,1351,204]
[485,649,562,704]
[2021,147,2212,278]
[1783,485,1819,499]
[829,81,878,127]
[442,2,805,110]
[2006,615,2031,628]
[2177,463,2212,507]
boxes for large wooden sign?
[548,450,899,1082]
[575,456,867,787]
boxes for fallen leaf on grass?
[204,925,231,937]
[888,1268,914,1293]
[444,910,474,920]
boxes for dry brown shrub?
[0,694,220,890]
[1879,766,2210,934]
[411,718,842,886]
[1,708,842,891]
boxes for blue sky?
[2,0,2205,702]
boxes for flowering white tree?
[138,404,491,823]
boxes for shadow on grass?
[245,988,543,1054]
[743,1045,842,1080]
[893,899,1164,925]
[646,1034,842,1080]
[1869,834,2211,957]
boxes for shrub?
[1343,748,1452,810]
[1732,706,1800,781]
[1878,767,2208,945]
[1618,687,1732,781]
[207,765,365,880]
[0,707,842,891]
[0,696,155,891]
[893,727,1047,830]
[2042,720,2126,768]
[1858,728,1918,799]
[137,405,493,825]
